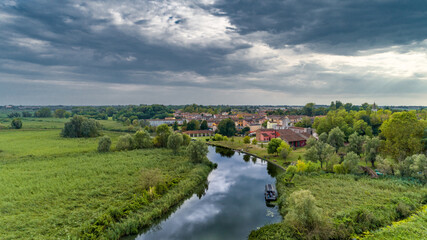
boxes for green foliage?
[11,118,22,129]
[348,132,364,155]
[35,107,52,118]
[172,121,178,131]
[278,141,292,159]
[327,127,345,151]
[186,119,200,131]
[267,138,284,155]
[284,190,333,240]
[342,152,360,174]
[97,136,112,152]
[186,140,208,163]
[318,132,328,143]
[295,116,313,128]
[182,133,191,146]
[200,120,208,130]
[333,164,346,174]
[217,118,236,137]
[380,111,424,161]
[354,119,373,136]
[243,136,251,144]
[154,124,171,148]
[54,109,67,118]
[363,136,381,167]
[61,115,102,138]
[325,153,341,172]
[167,132,183,154]
[305,139,335,168]
[223,136,228,141]
[398,154,427,181]
[252,139,257,145]
[134,130,153,149]
[116,134,135,151]
[213,133,224,141]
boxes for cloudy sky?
[1,0,427,106]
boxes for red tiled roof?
[276,129,309,142]
[183,130,214,134]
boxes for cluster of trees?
[217,118,236,137]
[267,138,292,159]
[11,118,22,129]
[61,116,102,138]
[181,119,208,131]
[97,123,209,163]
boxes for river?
[131,146,283,240]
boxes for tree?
[98,136,111,152]
[243,136,251,144]
[154,124,172,148]
[35,108,52,118]
[187,120,200,131]
[262,120,268,128]
[278,141,292,159]
[327,127,345,151]
[186,140,208,163]
[8,112,20,118]
[252,139,258,145]
[168,132,183,154]
[267,138,284,155]
[363,136,381,167]
[240,126,250,135]
[106,107,115,117]
[295,116,312,128]
[116,134,135,151]
[173,121,179,131]
[348,132,364,155]
[218,118,236,137]
[182,133,191,146]
[11,118,22,129]
[302,102,315,116]
[61,115,101,138]
[22,111,32,117]
[305,140,335,168]
[284,190,332,240]
[54,109,66,118]
[380,112,424,161]
[134,130,153,149]
[200,120,208,130]
[342,152,360,174]
[398,154,427,181]
[353,120,373,136]
[318,132,328,143]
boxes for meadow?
[0,118,213,239]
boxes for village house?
[256,128,311,148]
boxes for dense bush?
[35,107,52,118]
[342,152,360,174]
[153,124,171,148]
[116,134,135,151]
[134,130,153,149]
[11,118,22,129]
[243,136,250,144]
[284,190,333,240]
[213,133,224,141]
[186,140,208,163]
[98,136,112,152]
[182,133,191,146]
[167,132,183,154]
[61,115,102,138]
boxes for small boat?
[264,184,277,201]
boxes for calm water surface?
[132,146,283,240]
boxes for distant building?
[183,130,214,137]
[256,128,311,148]
[148,119,183,126]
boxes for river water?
[132,146,283,240]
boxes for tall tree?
[187,120,200,131]
[380,112,424,161]
[305,140,335,168]
[155,124,172,148]
[302,103,315,116]
[327,127,345,151]
[168,132,183,154]
[218,118,236,137]
[348,132,364,155]
[363,136,381,167]
[200,120,208,130]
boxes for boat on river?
[264,184,277,201]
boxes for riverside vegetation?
[0,114,214,239]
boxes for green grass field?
[0,118,213,239]
[361,205,427,240]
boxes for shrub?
[61,115,101,138]
[167,132,183,154]
[223,136,229,141]
[243,136,251,144]
[213,134,223,141]
[155,124,171,148]
[296,160,308,173]
[116,134,135,151]
[11,118,22,129]
[186,140,208,163]
[333,164,346,174]
[279,147,290,159]
[325,153,340,172]
[252,139,257,145]
[182,133,191,146]
[284,190,333,240]
[342,152,360,174]
[98,136,111,152]
[134,130,153,149]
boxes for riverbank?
[250,173,427,240]
[207,140,306,171]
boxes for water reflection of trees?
[215,147,235,158]
[195,180,209,199]
[266,162,280,178]
[243,154,251,162]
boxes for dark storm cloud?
[0,0,426,105]
[213,0,427,53]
